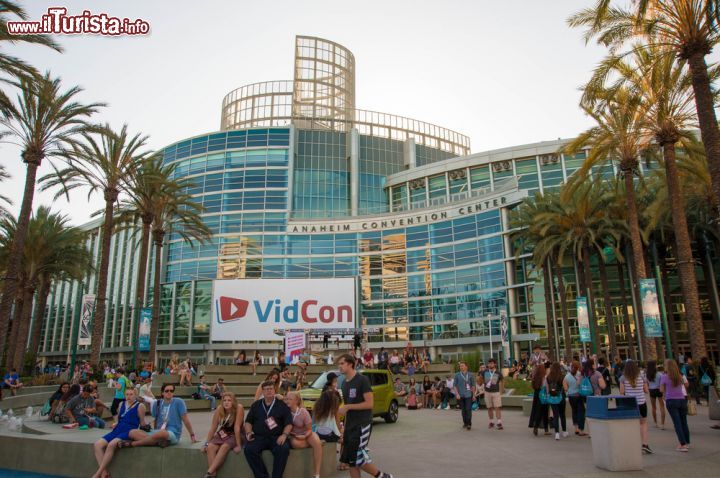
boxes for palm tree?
[147,182,211,364]
[41,124,148,366]
[563,87,657,359]
[115,155,177,367]
[0,206,91,371]
[569,0,720,220]
[0,73,102,367]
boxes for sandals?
[117,440,133,449]
[204,473,216,478]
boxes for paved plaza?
[188,406,720,478]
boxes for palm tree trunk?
[661,141,708,359]
[616,261,637,360]
[552,257,572,360]
[132,217,152,368]
[687,52,720,218]
[598,257,617,360]
[699,236,720,356]
[581,246,598,355]
[148,229,165,365]
[542,264,557,361]
[0,160,40,366]
[28,277,51,354]
[91,188,118,366]
[6,295,23,369]
[12,285,35,375]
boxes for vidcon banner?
[211,278,357,341]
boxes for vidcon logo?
[217,296,250,323]
[216,296,353,324]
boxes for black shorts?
[649,389,663,399]
[317,431,340,443]
[638,403,648,418]
[340,423,372,467]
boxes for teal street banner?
[640,279,663,338]
[138,308,152,352]
[576,297,591,343]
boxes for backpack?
[700,372,712,386]
[579,377,594,396]
[598,367,611,395]
[191,392,201,400]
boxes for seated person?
[52,383,80,423]
[393,378,407,397]
[235,351,250,366]
[138,376,155,407]
[2,369,23,396]
[202,392,244,478]
[212,378,226,399]
[46,382,69,420]
[277,352,288,372]
[244,381,293,478]
[363,349,375,369]
[64,384,106,429]
[197,375,217,410]
[127,383,199,448]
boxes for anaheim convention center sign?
[211,278,357,341]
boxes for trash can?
[586,396,642,471]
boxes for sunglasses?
[163,389,175,393]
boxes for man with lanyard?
[454,361,476,430]
[128,383,198,447]
[337,353,393,478]
[483,358,505,430]
[111,368,131,419]
[529,345,548,368]
[244,380,293,478]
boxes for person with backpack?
[597,357,612,396]
[564,360,588,436]
[528,363,549,436]
[583,358,607,396]
[698,357,716,405]
[546,362,568,440]
[683,357,701,405]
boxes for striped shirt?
[621,376,646,405]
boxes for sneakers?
[62,423,79,429]
[78,425,89,430]
[533,427,538,436]
[496,423,504,430]
[562,431,569,438]
[488,422,494,429]
[555,433,560,441]
[642,444,653,454]
[676,446,688,452]
[378,473,394,478]
[436,405,442,410]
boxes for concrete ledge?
[0,432,336,478]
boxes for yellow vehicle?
[299,369,399,423]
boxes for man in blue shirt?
[2,368,23,396]
[111,368,132,418]
[127,383,198,447]
[453,361,476,430]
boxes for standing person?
[453,361,476,430]
[646,360,666,429]
[661,359,691,452]
[619,360,652,454]
[698,357,716,404]
[483,358,504,430]
[683,357,701,405]
[323,332,330,350]
[337,353,394,478]
[352,333,361,355]
[613,357,624,388]
[377,347,389,371]
[546,362,567,440]
[202,392,244,478]
[528,363,549,436]
[583,358,607,396]
[285,391,324,478]
[111,368,132,419]
[564,360,588,436]
[128,383,199,448]
[597,357,612,395]
[243,380,293,478]
[529,345,548,368]
[91,388,146,478]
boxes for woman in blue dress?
[92,388,146,478]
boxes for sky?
[0,0,626,225]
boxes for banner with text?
[285,331,306,361]
[138,308,152,352]
[500,311,509,347]
[576,296,591,343]
[211,278,357,341]
[78,294,95,346]
[639,279,664,338]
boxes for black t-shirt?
[341,372,372,430]
[597,366,612,395]
[245,398,292,438]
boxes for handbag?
[687,399,697,416]
[700,373,712,386]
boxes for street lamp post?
[69,282,84,378]
[487,313,493,361]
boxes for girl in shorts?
[645,360,666,429]
[201,392,244,478]
[286,391,323,478]
[620,360,652,454]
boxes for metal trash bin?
[586,396,642,471]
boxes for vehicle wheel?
[384,400,399,423]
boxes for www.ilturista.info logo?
[216,296,353,324]
[7,7,150,36]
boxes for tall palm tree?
[41,124,148,366]
[563,87,657,359]
[147,182,211,364]
[569,0,720,220]
[115,155,177,367]
[0,73,102,367]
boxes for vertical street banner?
[639,279,663,338]
[138,308,152,352]
[285,331,306,361]
[576,296,591,343]
[78,294,95,346]
[500,311,509,347]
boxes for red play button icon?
[218,296,249,322]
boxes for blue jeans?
[244,435,290,478]
[199,390,217,410]
[666,399,690,445]
[76,415,105,429]
[550,398,567,434]
[568,395,586,431]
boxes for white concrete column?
[501,207,520,361]
[350,127,359,216]
[403,137,416,170]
